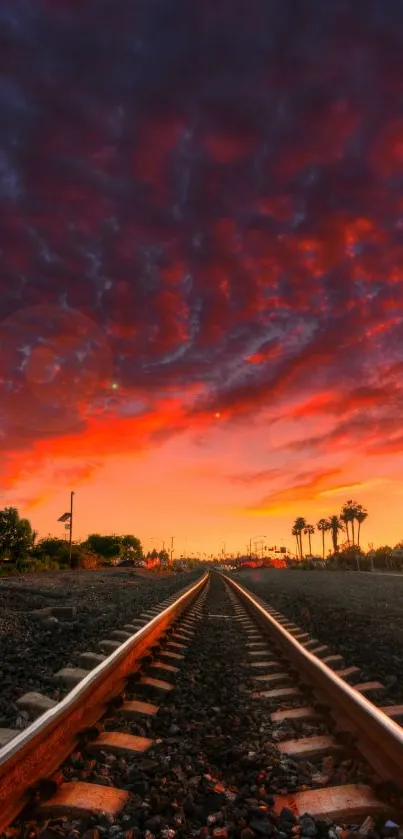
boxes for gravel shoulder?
[233,569,403,703]
[10,575,381,839]
[0,569,201,728]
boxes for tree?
[316,518,328,560]
[355,508,368,548]
[121,535,143,558]
[32,537,70,562]
[338,543,365,569]
[304,523,315,556]
[291,526,300,558]
[340,510,351,545]
[296,517,308,558]
[373,545,392,570]
[83,533,123,559]
[327,515,345,554]
[292,517,307,559]
[340,500,360,546]
[0,507,36,561]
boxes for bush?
[13,556,60,573]
[1,549,99,574]
[75,549,98,569]
[28,541,100,570]
[0,564,17,577]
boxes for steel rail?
[223,573,403,786]
[0,572,208,833]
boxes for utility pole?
[170,536,174,565]
[69,490,75,568]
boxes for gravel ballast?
[0,569,201,728]
[43,575,391,839]
[231,570,403,703]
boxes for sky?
[1,0,403,557]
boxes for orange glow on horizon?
[3,5,403,557]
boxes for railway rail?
[1,572,403,837]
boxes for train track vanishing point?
[1,571,403,836]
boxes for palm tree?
[327,515,345,554]
[304,523,315,556]
[355,508,368,548]
[341,500,360,546]
[339,511,350,544]
[291,526,300,559]
[316,518,328,560]
[292,517,307,559]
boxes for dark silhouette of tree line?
[0,507,144,570]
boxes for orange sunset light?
[2,2,403,558]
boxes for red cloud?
[246,341,281,365]
[278,100,360,177]
[131,114,186,204]
[202,129,257,164]
[370,119,403,178]
[3,0,403,517]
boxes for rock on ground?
[0,569,201,727]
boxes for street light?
[69,491,75,568]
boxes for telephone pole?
[69,491,75,568]
[170,536,174,565]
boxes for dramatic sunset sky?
[1,0,403,556]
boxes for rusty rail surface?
[0,573,208,833]
[223,573,403,785]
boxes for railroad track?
[1,572,403,838]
